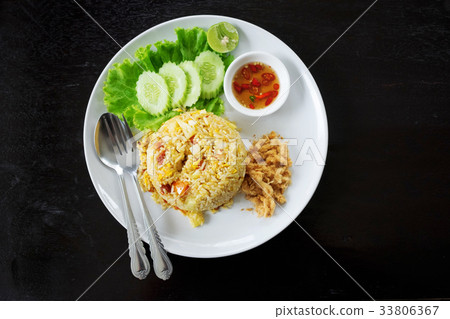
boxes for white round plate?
[83,15,328,258]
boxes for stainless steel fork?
[96,113,150,280]
[120,115,173,281]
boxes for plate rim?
[83,14,328,258]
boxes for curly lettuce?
[103,59,141,115]
[103,27,233,131]
[175,27,210,61]
[125,97,225,132]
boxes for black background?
[1,0,449,300]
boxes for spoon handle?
[117,172,150,280]
[132,173,173,280]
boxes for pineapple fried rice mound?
[137,110,247,227]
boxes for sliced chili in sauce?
[232,62,279,109]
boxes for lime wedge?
[207,22,239,53]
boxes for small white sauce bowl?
[224,51,290,117]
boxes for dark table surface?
[1,0,449,301]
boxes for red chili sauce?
[232,62,279,109]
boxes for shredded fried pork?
[242,131,292,217]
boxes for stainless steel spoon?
[121,115,173,280]
[94,113,150,280]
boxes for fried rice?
[137,110,247,227]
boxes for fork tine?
[116,115,131,154]
[120,115,137,169]
[116,116,129,150]
[121,114,134,150]
[110,114,127,154]
[121,114,132,137]
[103,116,122,156]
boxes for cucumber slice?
[179,61,202,107]
[158,62,187,108]
[194,51,225,99]
[136,71,170,115]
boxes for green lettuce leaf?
[124,105,182,131]
[175,27,209,61]
[123,104,140,128]
[126,97,225,131]
[103,27,233,132]
[222,54,234,71]
[189,97,225,115]
[134,44,162,72]
[154,40,182,64]
[103,59,142,115]
[134,107,181,131]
